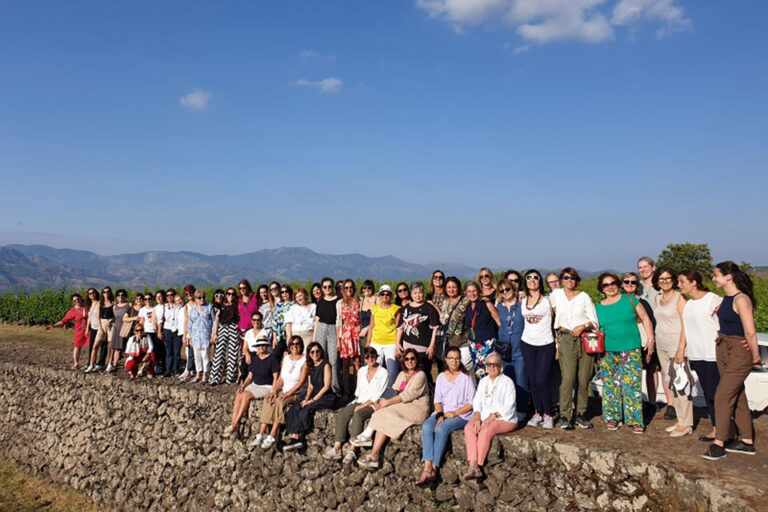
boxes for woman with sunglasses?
[283,342,335,451]
[418,346,476,484]
[107,289,132,373]
[520,270,556,429]
[549,268,598,430]
[394,282,411,308]
[271,285,294,361]
[257,335,309,450]
[222,335,280,439]
[359,280,378,358]
[428,270,447,304]
[595,273,655,434]
[257,285,274,331]
[494,278,528,420]
[151,290,167,375]
[186,290,216,383]
[285,287,316,349]
[439,277,472,373]
[237,280,259,337]
[160,289,179,377]
[323,346,388,462]
[464,281,500,380]
[621,272,665,418]
[336,279,362,399]
[355,348,430,469]
[209,287,241,386]
[703,262,760,460]
[178,285,196,381]
[463,352,517,480]
[477,268,496,303]
[124,324,155,378]
[367,285,402,388]
[47,293,88,369]
[396,282,440,382]
[87,287,115,373]
[313,277,341,395]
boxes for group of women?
[49,260,760,466]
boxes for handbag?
[494,339,512,362]
[119,308,135,338]
[580,328,605,354]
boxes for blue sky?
[1,1,766,270]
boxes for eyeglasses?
[486,362,502,368]
[433,275,444,280]
[322,285,333,290]
[289,342,302,346]
[397,288,408,293]
[499,287,512,293]
[269,286,279,292]
[562,276,577,281]
[658,277,673,282]
[602,281,618,288]
[623,280,638,285]
[526,275,540,281]
[445,356,460,361]
[480,274,492,279]
[309,349,321,355]
[404,357,417,362]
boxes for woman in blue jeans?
[495,278,528,419]
[418,347,476,485]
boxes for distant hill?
[0,244,478,291]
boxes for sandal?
[463,465,480,480]
[416,469,435,486]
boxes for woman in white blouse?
[285,287,316,352]
[323,346,389,463]
[463,352,517,480]
[255,335,309,450]
[549,267,598,430]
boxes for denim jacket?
[496,300,523,345]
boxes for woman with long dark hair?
[108,289,131,373]
[257,285,273,331]
[209,287,240,385]
[464,281,500,380]
[394,282,411,307]
[47,293,89,369]
[495,278,528,421]
[477,267,496,302]
[271,285,294,361]
[311,283,323,304]
[428,270,446,304]
[313,277,341,395]
[359,280,378,359]
[237,279,259,339]
[337,279,362,398]
[703,262,760,460]
[87,287,114,373]
[439,277,471,372]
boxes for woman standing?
[495,278,528,421]
[359,280,378,359]
[397,282,441,381]
[161,289,179,377]
[520,270,556,429]
[152,290,167,374]
[395,282,411,308]
[88,287,115,373]
[186,290,216,383]
[83,289,100,373]
[257,285,273,331]
[463,352,518,479]
[428,270,447,304]
[47,293,88,369]
[283,342,336,451]
[271,285,294,361]
[418,347,475,484]
[237,280,260,353]
[464,282,500,380]
[649,268,689,436]
[439,277,471,372]
[311,283,323,304]
[313,277,341,395]
[178,285,195,381]
[704,262,760,460]
[337,279,362,399]
[285,287,316,348]
[355,348,431,469]
[367,285,402,388]
[550,268,599,430]
[545,273,561,293]
[108,289,132,373]
[478,268,496,302]
[595,273,655,434]
[210,287,240,385]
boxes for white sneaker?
[84,365,94,373]
[105,364,114,372]
[528,413,543,427]
[350,433,373,448]
[249,434,264,447]
[342,450,356,464]
[261,436,276,450]
[323,446,342,460]
[178,371,189,381]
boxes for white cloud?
[179,89,212,111]
[417,0,690,46]
[300,49,337,62]
[295,77,343,93]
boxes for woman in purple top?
[418,346,475,485]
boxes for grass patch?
[0,462,99,512]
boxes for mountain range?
[0,244,478,291]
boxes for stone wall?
[0,362,756,511]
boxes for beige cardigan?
[368,370,430,438]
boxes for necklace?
[484,375,501,399]
[660,291,676,305]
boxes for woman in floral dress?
[336,279,362,399]
[271,285,294,361]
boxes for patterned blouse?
[188,303,216,350]
[439,296,470,348]
[272,301,294,343]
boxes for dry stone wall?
[0,362,755,511]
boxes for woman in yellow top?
[366,284,402,388]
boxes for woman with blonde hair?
[477,267,496,302]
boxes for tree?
[656,243,713,277]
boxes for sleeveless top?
[99,304,115,320]
[596,294,642,352]
[464,300,497,343]
[654,291,682,352]
[717,294,745,337]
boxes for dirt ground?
[2,324,767,501]
[0,461,99,512]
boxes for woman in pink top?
[237,279,260,335]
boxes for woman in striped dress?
[210,287,241,385]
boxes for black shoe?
[724,440,756,455]
[663,406,677,421]
[702,444,726,461]
[282,440,303,452]
[698,436,715,443]
[574,414,593,429]
[556,417,573,430]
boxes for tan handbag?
[119,308,135,338]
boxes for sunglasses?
[602,281,618,288]
[322,285,333,289]
[270,287,279,292]
[486,362,502,368]
[226,292,235,296]
[380,292,392,297]
[252,318,262,323]
[508,278,520,283]
[433,275,444,280]
[289,342,302,346]
[480,274,492,279]
[499,287,512,293]
[214,294,224,298]
[364,354,377,359]
[623,280,638,285]
[343,286,355,290]
[362,286,372,290]
[280,289,290,294]
[309,350,321,355]
[397,288,408,293]
[526,275,540,281]
[404,357,417,362]
[238,286,247,290]
[562,276,577,281]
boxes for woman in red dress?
[336,279,362,399]
[47,293,89,369]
